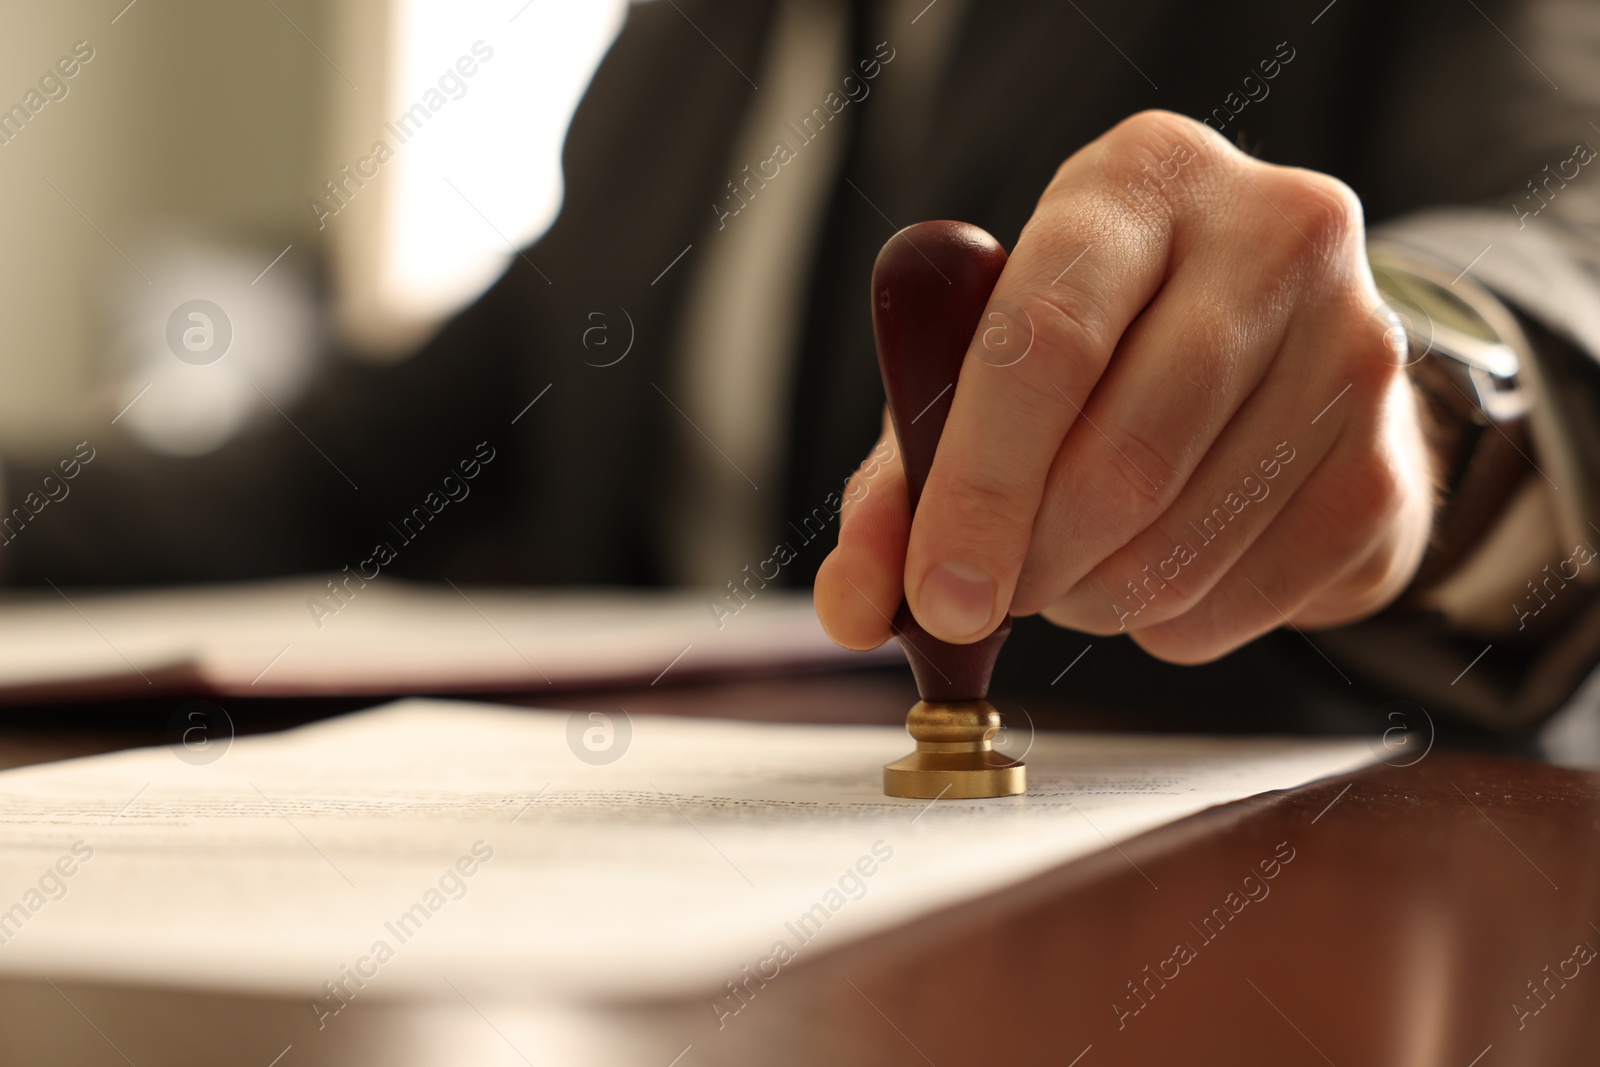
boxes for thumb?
[814,418,908,650]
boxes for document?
[0,580,880,701]
[0,697,1375,1009]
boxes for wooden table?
[2,668,1596,1066]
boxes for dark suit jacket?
[7,0,1600,733]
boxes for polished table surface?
[2,669,1598,1066]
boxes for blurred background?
[0,0,629,455]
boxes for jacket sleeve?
[1324,0,1600,730]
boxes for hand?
[815,110,1436,663]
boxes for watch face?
[1372,263,1498,344]
[1371,260,1519,380]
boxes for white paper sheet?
[0,698,1376,1006]
[0,580,884,701]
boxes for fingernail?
[919,562,997,640]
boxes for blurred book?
[0,697,1375,1065]
[0,579,884,702]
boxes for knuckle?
[1106,109,1212,160]
[938,471,1037,545]
[1096,110,1216,208]
[1151,567,1205,618]
[1171,308,1248,395]
[1273,170,1364,256]
[1027,286,1108,359]
[1002,290,1113,404]
[1084,421,1186,515]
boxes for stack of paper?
[0,579,885,701]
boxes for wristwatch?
[1367,243,1534,595]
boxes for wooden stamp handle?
[871,221,1012,702]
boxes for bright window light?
[377,0,627,331]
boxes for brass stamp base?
[882,699,1026,799]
